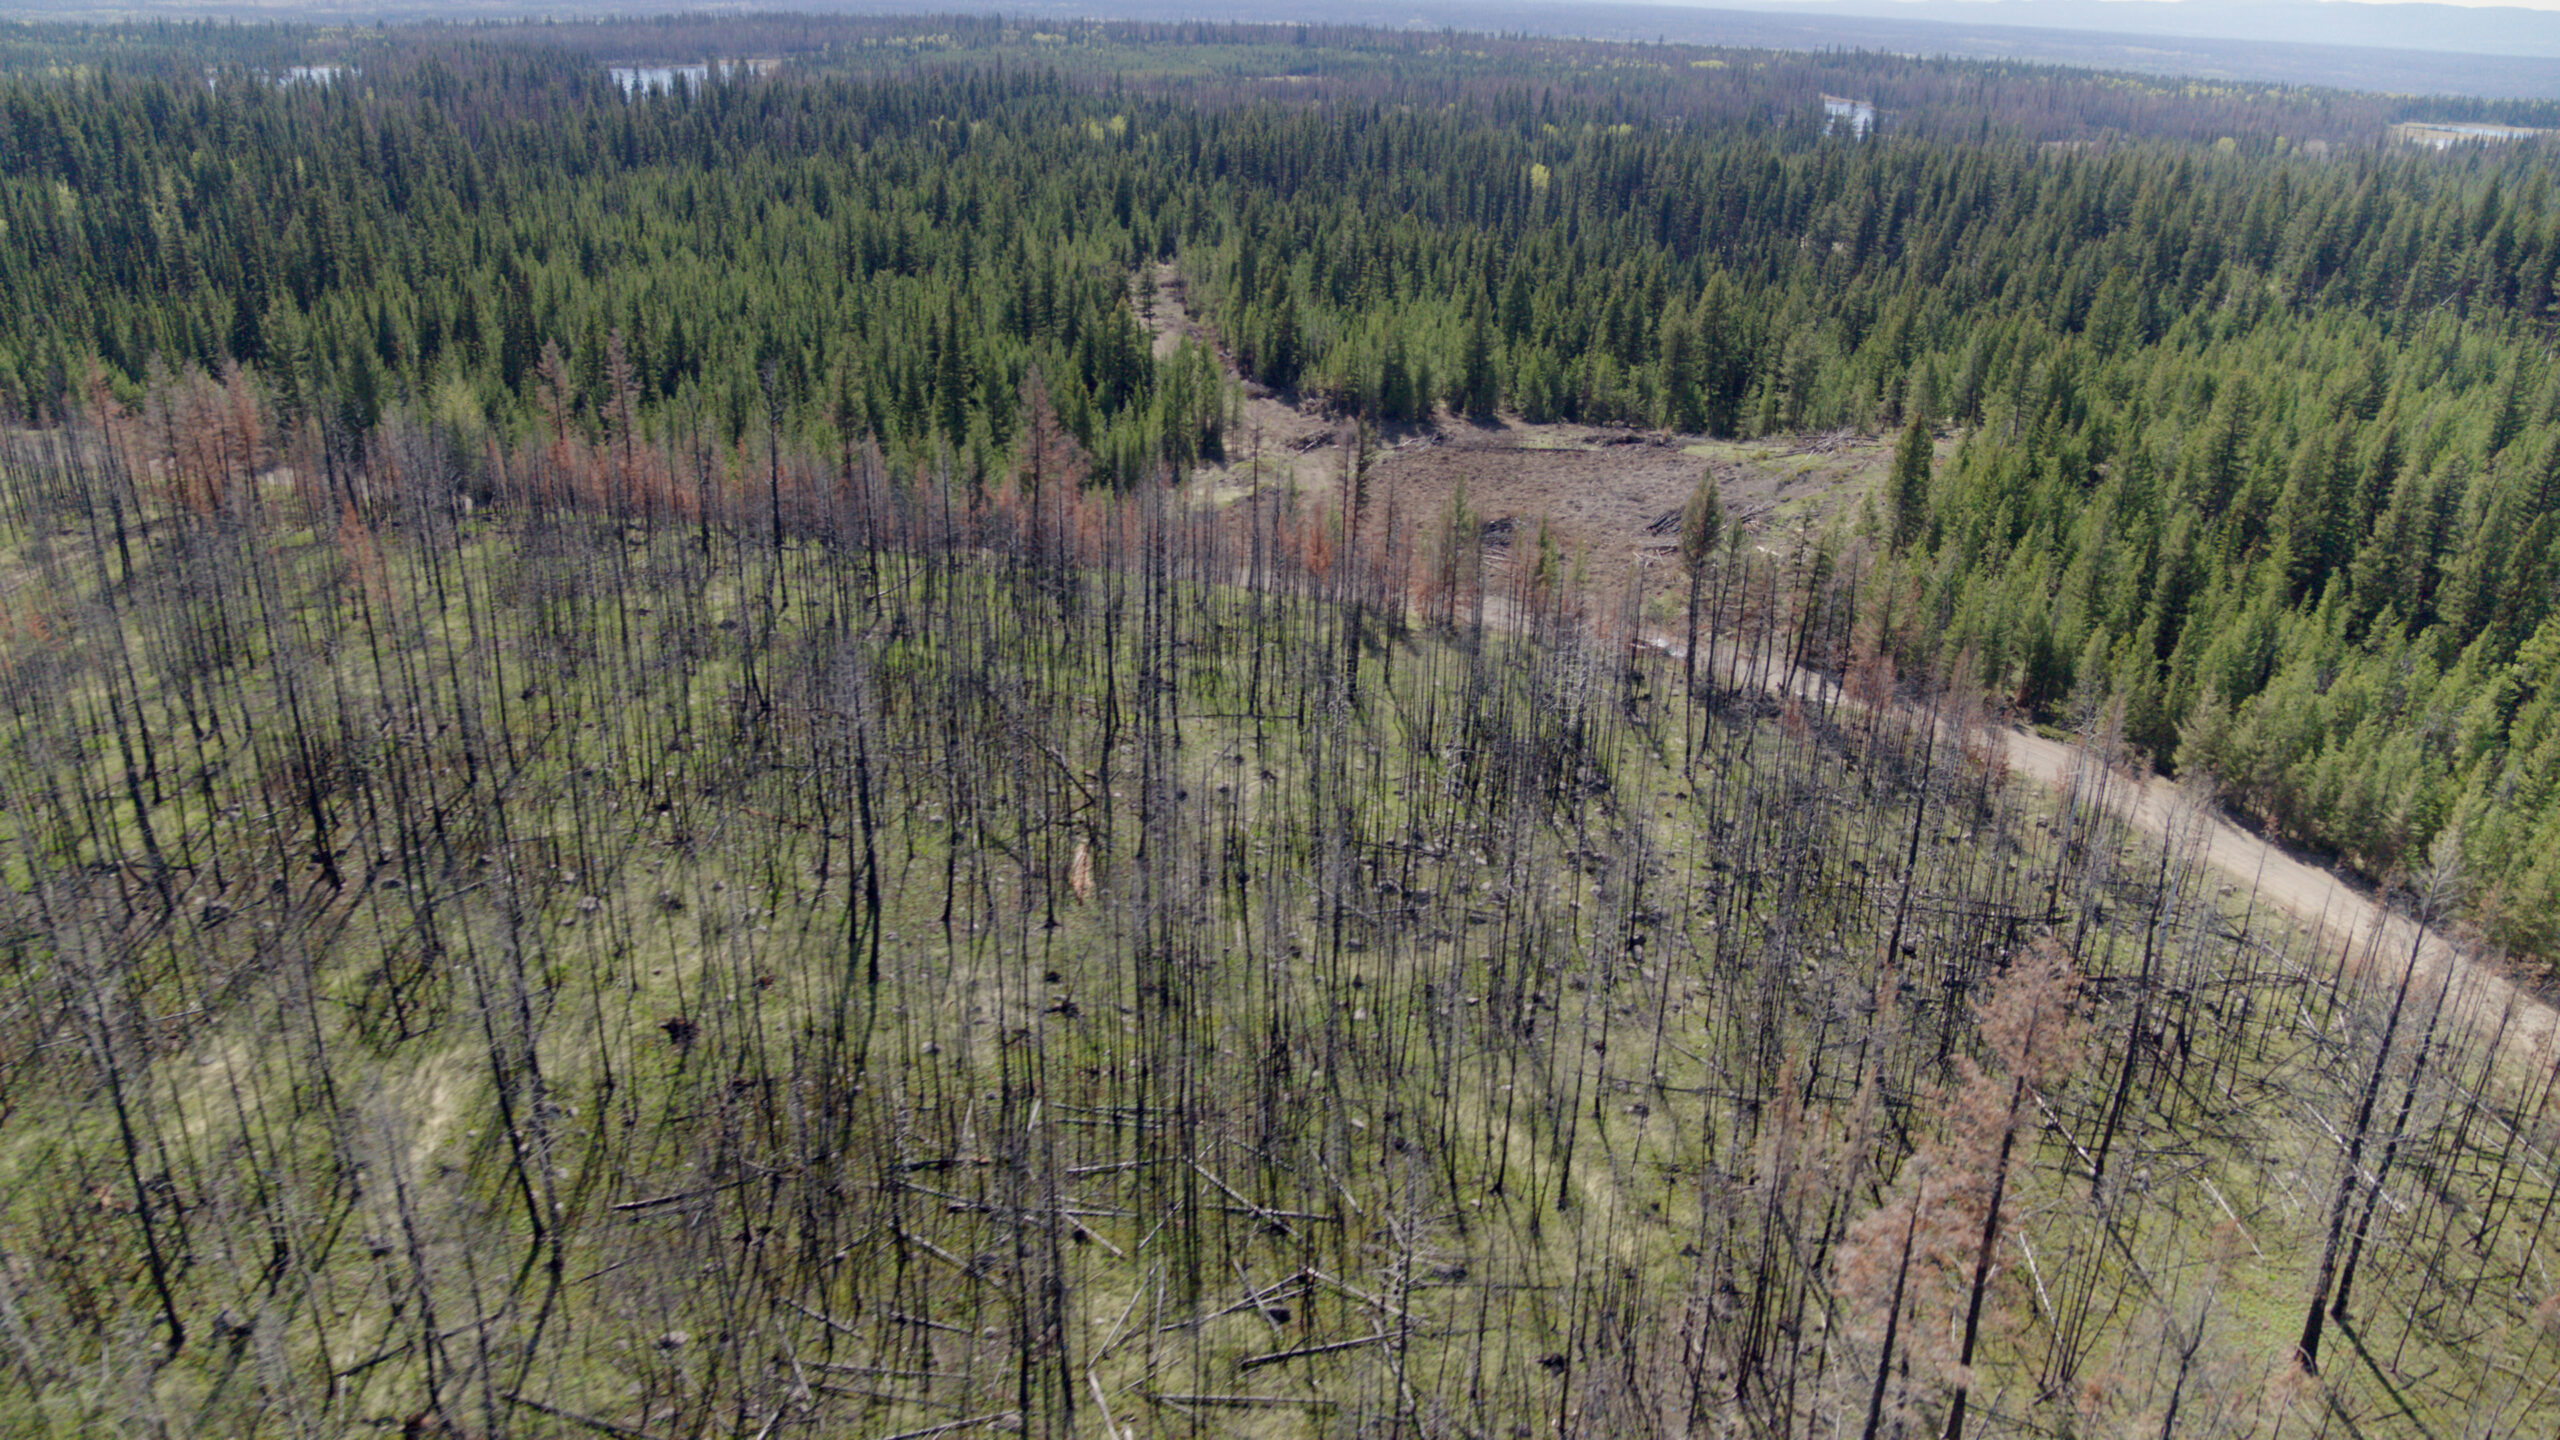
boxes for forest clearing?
[1153,266,2560,1071]
[0,368,2552,1437]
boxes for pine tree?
[1679,467,1723,764]
[1457,308,1500,420]
[1378,335,1417,424]
[1890,412,1933,550]
[1261,273,1302,391]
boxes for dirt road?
[1999,723,2560,1067]
[1144,267,2557,1064]
[1758,645,2560,1065]
[1629,625,2560,1064]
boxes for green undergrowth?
[0,470,2551,1439]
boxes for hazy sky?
[2250,1,2560,8]
[1757,0,2560,9]
[1658,0,2560,80]
[1728,0,2560,17]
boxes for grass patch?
[0,464,2549,1437]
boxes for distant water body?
[1822,95,1875,137]
[611,64,717,96]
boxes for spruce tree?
[1890,412,1932,550]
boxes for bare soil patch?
[1143,269,2558,1058]
[1143,264,1898,596]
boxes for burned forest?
[0,14,2559,1440]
